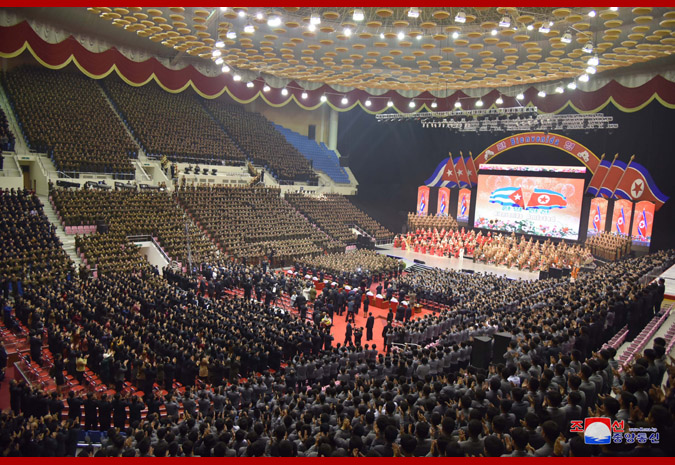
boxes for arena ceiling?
[17,6,675,93]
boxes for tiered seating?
[0,188,72,288]
[273,124,350,183]
[2,67,136,177]
[285,192,394,243]
[407,212,458,232]
[0,108,15,152]
[618,303,672,369]
[602,325,629,350]
[102,78,246,165]
[50,188,218,273]
[202,100,317,183]
[176,185,342,264]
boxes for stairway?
[38,194,84,270]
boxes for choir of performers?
[394,227,489,259]
[585,231,632,261]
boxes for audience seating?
[0,108,15,152]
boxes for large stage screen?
[474,165,585,240]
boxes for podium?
[374,294,387,309]
[390,297,399,313]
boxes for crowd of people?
[0,108,15,153]
[203,100,316,183]
[3,67,136,177]
[176,185,343,265]
[286,193,394,244]
[296,250,403,278]
[394,228,489,258]
[586,231,633,261]
[407,212,459,233]
[102,78,246,166]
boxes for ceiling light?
[454,101,462,108]
[244,24,255,34]
[567,81,577,90]
[220,7,228,12]
[452,31,459,39]
[341,97,349,105]
[409,101,416,108]
[516,92,525,100]
[238,10,246,18]
[491,29,498,36]
[538,90,546,97]
[588,10,596,18]
[310,13,321,25]
[226,31,237,39]
[353,9,364,21]
[455,11,466,24]
[585,66,597,75]
[397,31,405,40]
[256,12,264,20]
[267,16,281,27]
[549,21,554,26]
[281,88,289,96]
[387,100,394,107]
[215,57,224,65]
[365,99,371,107]
[308,24,316,32]
[221,65,230,73]
[233,73,241,81]
[561,32,572,44]
[416,35,422,41]
[495,96,503,105]
[431,101,437,108]
[408,7,420,18]
[263,85,270,92]
[582,42,593,54]
[380,33,385,39]
[555,86,564,94]
[212,50,222,58]
[527,24,534,31]
[499,16,511,28]
[587,55,599,66]
[301,92,308,99]
[579,73,590,82]
[215,41,225,48]
[610,7,618,12]
[475,99,484,107]
[246,82,254,88]
[320,95,327,102]
[344,28,352,37]
[539,24,550,34]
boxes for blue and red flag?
[526,188,567,210]
[489,187,525,209]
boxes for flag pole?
[596,153,618,198]
[610,154,635,199]
[585,153,605,195]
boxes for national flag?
[440,193,447,215]
[454,156,471,187]
[587,158,612,196]
[489,187,525,209]
[638,209,648,239]
[593,205,602,231]
[424,157,459,187]
[616,206,626,234]
[460,194,467,217]
[466,153,479,187]
[613,161,669,210]
[599,159,627,198]
[419,193,426,214]
[526,188,567,210]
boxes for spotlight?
[495,96,503,105]
[491,29,498,36]
[215,57,224,65]
[585,66,596,75]
[475,99,484,107]
[516,92,524,100]
[341,97,349,105]
[353,9,364,21]
[537,90,546,97]
[215,41,225,48]
[588,10,596,18]
[246,82,254,88]
[387,100,394,107]
[610,7,618,12]
[281,88,289,96]
[221,65,230,73]
[238,10,246,18]
[344,27,352,37]
[380,33,385,39]
[539,24,550,34]
[408,7,420,18]
[220,7,228,12]
[555,86,564,94]
[365,99,371,107]
[320,94,327,102]
[398,31,405,40]
[409,101,416,108]
[416,35,422,41]
[587,55,599,66]
[455,11,466,23]
[561,32,572,44]
[310,13,321,25]
[431,101,438,108]
[527,24,534,31]
[212,50,222,57]
[267,16,282,27]
[454,101,462,108]
[499,16,511,28]
[263,85,271,92]
[308,23,316,32]
[244,24,255,34]
[579,73,589,82]
[567,81,577,89]
[256,12,264,20]
[452,31,459,39]
[301,92,308,99]
[233,73,241,81]
[226,31,237,39]
[582,42,593,54]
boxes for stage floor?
[376,244,539,281]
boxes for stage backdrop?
[611,199,633,235]
[417,186,430,216]
[457,188,471,223]
[437,187,450,216]
[631,201,655,246]
[588,197,609,236]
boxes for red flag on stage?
[585,153,606,195]
[599,158,627,199]
[613,161,669,211]
[454,154,471,187]
[466,152,479,187]
[526,189,567,209]
[440,154,460,187]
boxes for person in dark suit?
[344,322,353,346]
[655,278,665,314]
[366,313,375,341]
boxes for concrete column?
[328,108,339,151]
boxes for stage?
[659,263,675,300]
[375,244,539,281]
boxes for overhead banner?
[457,188,471,223]
[631,201,655,246]
[417,185,430,216]
[611,199,633,235]
[437,187,450,216]
[587,197,608,236]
